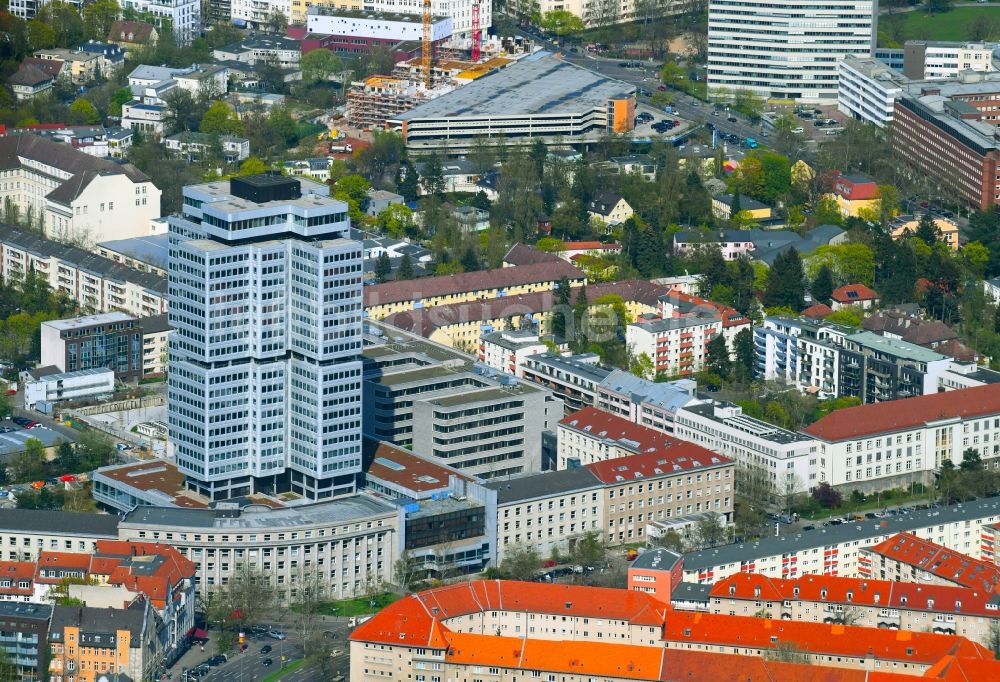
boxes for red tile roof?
[384,280,671,338]
[0,562,38,596]
[709,572,1000,618]
[561,241,621,251]
[832,283,878,303]
[663,611,989,664]
[503,243,563,266]
[802,303,833,319]
[862,533,1000,592]
[362,439,471,494]
[802,383,1000,441]
[364,260,584,308]
[558,407,732,478]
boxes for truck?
[329,142,353,154]
[745,137,758,149]
[663,105,674,114]
[348,615,373,627]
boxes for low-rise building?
[673,225,846,265]
[681,495,1000,584]
[831,283,880,310]
[708,572,1000,641]
[477,328,549,378]
[23,368,115,409]
[9,64,55,100]
[710,193,773,222]
[828,173,880,217]
[164,132,250,162]
[107,20,159,54]
[40,312,143,380]
[587,191,634,225]
[904,41,995,80]
[212,35,301,68]
[33,48,100,85]
[859,533,1000,590]
[627,547,684,602]
[675,401,821,494]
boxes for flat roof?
[395,54,634,121]
[43,312,133,330]
[682,402,815,445]
[683,496,1000,571]
[121,493,397,530]
[93,460,208,509]
[97,234,169,268]
[847,331,948,363]
[525,352,612,384]
[631,547,682,571]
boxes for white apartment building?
[140,313,171,376]
[903,41,994,80]
[682,495,1000,584]
[306,9,453,44]
[168,173,363,501]
[368,0,492,48]
[838,55,905,127]
[596,370,700,434]
[231,0,291,29]
[477,328,548,378]
[0,510,120,563]
[0,227,167,318]
[675,401,820,495]
[485,468,605,565]
[626,316,721,378]
[937,361,1000,391]
[122,100,169,138]
[119,0,202,44]
[801,383,1000,493]
[707,0,877,103]
[0,134,160,246]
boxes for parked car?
[11,417,30,426]
[791,126,804,134]
[727,116,737,123]
[207,655,227,666]
[267,630,286,640]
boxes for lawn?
[260,658,305,682]
[296,592,402,618]
[882,6,1000,45]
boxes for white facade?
[122,100,169,137]
[838,55,904,127]
[367,0,492,46]
[45,172,161,246]
[168,175,363,501]
[675,402,820,494]
[907,41,994,80]
[708,0,877,103]
[306,11,453,43]
[626,317,722,378]
[231,0,291,29]
[24,368,115,409]
[120,0,202,45]
[477,329,548,378]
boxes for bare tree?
[291,567,329,657]
[393,550,420,594]
[205,564,277,653]
[763,641,812,664]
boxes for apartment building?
[362,321,561,479]
[0,602,51,681]
[48,599,159,682]
[707,0,877,103]
[386,278,667,351]
[802,383,1000,493]
[40,312,143,380]
[0,134,160,245]
[708,573,1000,642]
[903,41,994,80]
[139,313,170,377]
[364,257,584,319]
[675,401,821,495]
[168,173,362,501]
[595,370,700,434]
[117,495,400,603]
[681,495,1000,584]
[838,55,906,127]
[349,581,997,682]
[477,328,548,378]
[0,511,120,563]
[520,352,611,412]
[119,0,201,44]
[858,533,1000,591]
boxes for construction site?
[345,0,535,130]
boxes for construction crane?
[422,0,432,87]
[471,0,481,62]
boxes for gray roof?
[120,493,397,530]
[97,234,169,268]
[0,601,52,620]
[139,313,170,334]
[683,495,1000,571]
[598,370,696,413]
[2,227,166,293]
[714,194,769,211]
[681,401,815,445]
[50,601,146,645]
[0,134,149,185]
[0,509,120,536]
[484,467,601,504]
[671,581,711,603]
[846,331,948,363]
[395,54,634,121]
[128,64,191,82]
[631,547,682,571]
[525,352,613,384]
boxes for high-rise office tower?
[168,173,363,500]
[707,0,876,103]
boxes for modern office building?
[838,55,906,127]
[40,312,143,380]
[167,173,363,501]
[707,0,877,103]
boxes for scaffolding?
[346,76,439,129]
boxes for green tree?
[763,248,805,311]
[69,99,99,125]
[374,252,391,282]
[420,153,446,196]
[631,352,654,380]
[811,264,835,305]
[9,438,48,483]
[553,276,571,340]
[237,157,267,176]
[397,253,414,281]
[540,10,585,35]
[200,101,243,135]
[82,0,119,41]
[961,448,983,472]
[812,196,844,226]
[376,204,414,239]
[915,212,938,246]
[572,285,589,352]
[705,333,732,380]
[300,48,343,83]
[732,327,755,383]
[500,544,540,580]
[110,86,133,116]
[692,514,726,550]
[333,174,372,223]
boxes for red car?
[657,85,666,92]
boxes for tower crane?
[422,0,433,87]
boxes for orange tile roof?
[662,611,990,664]
[0,562,37,596]
[561,241,621,251]
[862,533,1000,592]
[709,572,1000,618]
[802,383,1000,441]
[832,283,878,303]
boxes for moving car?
[261,645,273,654]
[262,658,274,667]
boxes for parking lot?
[632,103,697,141]
[0,419,67,456]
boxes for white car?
[267,630,286,640]
[791,126,804,134]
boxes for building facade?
[40,313,143,380]
[903,41,994,80]
[837,55,905,127]
[707,0,877,103]
[168,173,362,501]
[858,533,1000,590]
